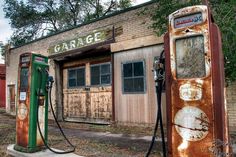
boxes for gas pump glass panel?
[175,35,206,79]
[20,68,29,89]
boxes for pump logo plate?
[179,83,202,101]
[17,103,28,120]
[174,12,203,29]
[174,106,209,141]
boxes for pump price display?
[174,13,203,29]
[21,56,30,63]
[175,35,205,78]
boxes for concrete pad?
[7,144,83,157]
[233,144,236,156]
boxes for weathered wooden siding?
[63,87,112,120]
[114,44,166,125]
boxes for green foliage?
[118,0,132,9]
[146,0,201,36]
[149,0,236,82]
[4,0,132,47]
[210,1,236,83]
[0,42,5,60]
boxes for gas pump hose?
[36,68,75,154]
[145,51,166,157]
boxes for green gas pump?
[14,52,49,153]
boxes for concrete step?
[7,144,83,157]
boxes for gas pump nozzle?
[46,76,54,91]
[36,67,45,106]
[152,51,165,86]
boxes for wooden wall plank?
[114,44,166,125]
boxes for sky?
[0,0,150,63]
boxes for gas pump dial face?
[17,103,28,120]
[174,106,209,141]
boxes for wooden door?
[63,60,112,124]
[63,87,112,123]
[8,85,16,113]
[0,79,5,107]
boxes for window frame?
[121,60,146,94]
[67,66,86,88]
[90,62,112,86]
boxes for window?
[68,67,85,88]
[90,63,111,85]
[122,61,145,93]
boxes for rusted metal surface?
[16,53,31,147]
[165,5,231,157]
[63,86,112,122]
[211,22,232,156]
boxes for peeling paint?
[63,86,112,122]
[179,82,202,101]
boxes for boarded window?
[122,61,145,93]
[91,63,111,85]
[68,67,85,88]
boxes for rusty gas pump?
[14,52,75,154]
[164,5,232,157]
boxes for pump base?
[8,144,82,157]
[13,144,46,153]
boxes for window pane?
[124,78,133,92]
[68,69,76,78]
[123,63,133,77]
[134,62,144,76]
[101,75,110,84]
[68,69,76,87]
[101,64,110,74]
[133,78,144,92]
[69,79,76,87]
[91,66,100,85]
[77,68,85,86]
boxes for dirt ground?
[0,109,161,157]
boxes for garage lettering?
[51,30,106,54]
